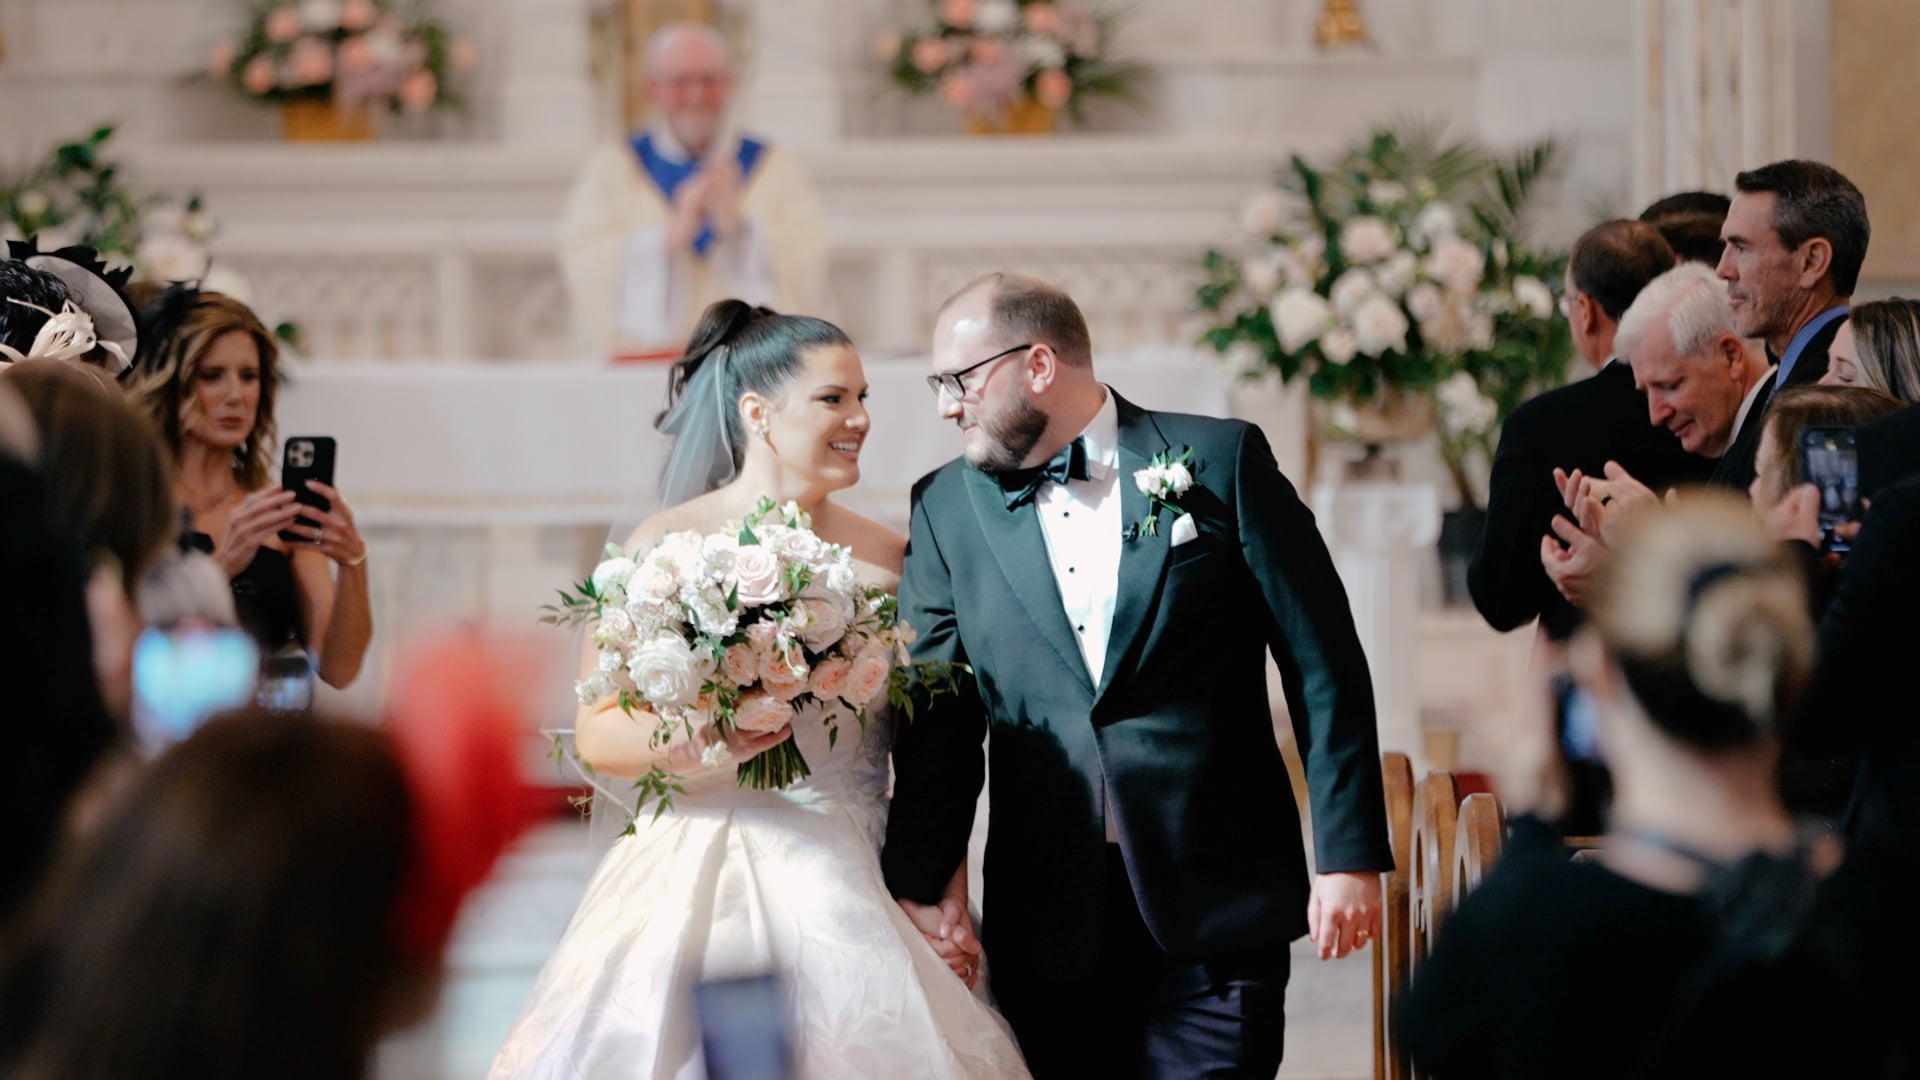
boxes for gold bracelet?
[341,546,369,567]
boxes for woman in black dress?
[127,290,372,689]
[1400,492,1912,1078]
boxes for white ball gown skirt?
[487,705,1030,1079]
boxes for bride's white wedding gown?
[488,691,1030,1079]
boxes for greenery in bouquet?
[1195,126,1574,505]
[542,499,963,831]
[1,126,222,287]
[875,0,1140,123]
[208,0,474,114]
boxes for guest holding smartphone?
[126,288,372,690]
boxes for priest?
[560,22,829,359]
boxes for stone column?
[733,0,842,147]
[1313,481,1442,774]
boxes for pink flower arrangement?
[209,0,469,115]
[879,0,1136,124]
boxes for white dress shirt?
[1033,389,1124,689]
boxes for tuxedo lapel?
[963,466,1095,694]
[1097,398,1173,702]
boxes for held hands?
[898,895,983,988]
[1308,871,1382,961]
[666,158,745,253]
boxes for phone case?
[279,435,337,544]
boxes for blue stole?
[630,134,766,258]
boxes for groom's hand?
[898,897,983,988]
[1308,871,1382,961]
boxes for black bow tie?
[998,437,1090,509]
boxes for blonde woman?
[126,289,371,689]
[1820,298,1920,403]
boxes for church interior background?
[3,0,1913,1075]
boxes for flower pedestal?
[964,97,1057,136]
[1312,480,1441,774]
[280,98,376,142]
[1307,390,1438,486]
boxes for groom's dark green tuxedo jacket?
[883,394,1393,979]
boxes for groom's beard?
[967,392,1050,476]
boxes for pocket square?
[1169,513,1199,547]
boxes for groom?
[884,273,1392,1077]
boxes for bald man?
[559,23,829,358]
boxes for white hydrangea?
[1437,371,1498,435]
[1320,326,1359,366]
[1352,295,1411,357]
[1329,268,1379,316]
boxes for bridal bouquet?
[545,499,956,824]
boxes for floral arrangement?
[0,126,226,287]
[875,0,1138,123]
[544,499,959,828]
[208,0,474,114]
[1196,127,1573,505]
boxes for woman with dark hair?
[124,289,372,689]
[0,713,426,1080]
[1399,494,1912,1078]
[490,301,1029,1079]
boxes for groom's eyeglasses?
[926,343,1034,400]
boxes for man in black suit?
[1470,220,1715,640]
[1542,262,1773,607]
[1710,160,1871,476]
[883,273,1391,1078]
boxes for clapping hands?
[1541,461,1662,607]
[667,157,745,253]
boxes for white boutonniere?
[1129,447,1195,539]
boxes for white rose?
[299,0,343,30]
[1162,462,1194,495]
[136,235,209,284]
[1339,216,1397,264]
[1408,282,1445,323]
[1437,371,1498,434]
[731,545,784,606]
[626,635,710,709]
[1414,202,1457,247]
[1376,251,1418,298]
[630,561,677,602]
[1239,255,1282,301]
[16,189,51,218]
[1513,275,1554,320]
[1271,288,1335,353]
[1020,34,1067,69]
[576,673,614,704]
[1239,190,1286,237]
[1320,326,1359,366]
[796,596,849,651]
[1135,466,1165,496]
[1352,295,1411,357]
[976,0,1020,33]
[776,528,825,565]
[1329,268,1379,316]
[1426,235,1486,292]
[821,560,858,600]
[1367,180,1408,206]
[591,556,636,598]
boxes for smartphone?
[279,435,336,544]
[1551,672,1612,837]
[1799,427,1861,554]
[131,626,260,752]
[257,649,316,714]
[694,974,793,1080]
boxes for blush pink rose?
[265,7,303,43]
[208,41,237,78]
[939,72,974,109]
[289,39,333,85]
[910,38,950,74]
[761,653,809,701]
[720,642,757,686]
[340,0,376,31]
[846,654,891,705]
[809,657,852,701]
[449,37,479,70]
[337,36,374,71]
[970,37,1004,65]
[398,70,437,112]
[940,0,978,29]
[1035,68,1073,110]
[733,693,792,734]
[242,57,278,95]
[732,545,784,605]
[1023,3,1061,35]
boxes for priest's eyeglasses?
[926,343,1034,399]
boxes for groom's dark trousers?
[884,395,1391,1078]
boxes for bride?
[488,301,1029,1079]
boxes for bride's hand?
[898,897,982,988]
[715,723,793,765]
